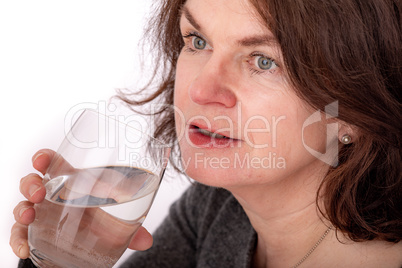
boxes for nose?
[188,55,237,108]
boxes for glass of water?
[28,109,170,268]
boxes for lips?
[187,124,239,148]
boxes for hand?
[10,149,153,259]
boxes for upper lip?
[188,121,240,140]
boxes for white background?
[0,1,190,266]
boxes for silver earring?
[341,134,352,144]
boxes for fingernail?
[17,244,23,254]
[18,243,29,258]
[29,185,41,198]
[32,153,44,164]
[19,207,28,218]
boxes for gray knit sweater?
[119,183,257,267]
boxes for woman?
[11,0,402,267]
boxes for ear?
[338,122,359,144]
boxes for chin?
[179,153,232,187]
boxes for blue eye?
[256,56,277,70]
[193,36,206,50]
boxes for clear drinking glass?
[28,109,170,268]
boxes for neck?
[228,168,332,267]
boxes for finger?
[32,149,58,175]
[19,173,46,203]
[13,201,36,225]
[127,226,153,251]
[32,149,75,177]
[10,222,30,259]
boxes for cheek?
[243,99,328,162]
[173,55,189,134]
[174,54,199,117]
[174,54,198,166]
[174,55,187,106]
[238,96,297,151]
[276,107,332,168]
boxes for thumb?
[127,226,153,251]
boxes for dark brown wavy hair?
[118,0,402,242]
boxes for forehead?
[181,0,272,39]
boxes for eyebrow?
[180,5,279,48]
[236,35,278,47]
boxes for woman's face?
[174,0,336,189]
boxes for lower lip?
[187,125,238,148]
